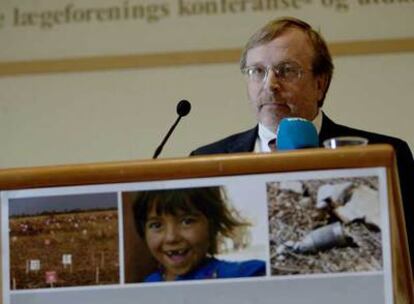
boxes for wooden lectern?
[0,144,412,304]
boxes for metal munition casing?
[294,222,347,253]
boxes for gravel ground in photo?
[267,176,382,275]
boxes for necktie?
[268,138,276,151]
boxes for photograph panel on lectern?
[0,164,399,304]
[266,176,383,276]
[122,185,268,283]
[8,193,119,290]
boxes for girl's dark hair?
[133,186,247,255]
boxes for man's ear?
[316,74,329,98]
[316,74,330,107]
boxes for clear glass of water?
[323,136,368,149]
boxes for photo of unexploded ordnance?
[267,176,382,275]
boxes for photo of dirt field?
[267,176,383,276]
[9,193,120,289]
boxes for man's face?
[245,28,327,131]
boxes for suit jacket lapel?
[319,113,339,146]
[227,126,258,153]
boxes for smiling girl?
[133,186,266,282]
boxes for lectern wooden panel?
[0,145,412,304]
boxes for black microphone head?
[176,100,191,117]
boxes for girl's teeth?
[167,249,185,256]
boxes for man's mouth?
[260,102,287,109]
[261,102,278,106]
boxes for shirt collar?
[258,123,277,145]
[313,110,323,134]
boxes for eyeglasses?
[242,62,306,83]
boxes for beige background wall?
[0,1,413,168]
[1,51,413,168]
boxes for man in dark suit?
[191,17,414,271]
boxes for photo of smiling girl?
[132,186,266,282]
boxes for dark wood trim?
[0,38,413,76]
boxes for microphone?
[276,117,319,150]
[152,100,191,159]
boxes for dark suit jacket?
[191,113,414,270]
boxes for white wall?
[0,51,413,168]
[325,52,414,145]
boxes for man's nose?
[264,69,281,91]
